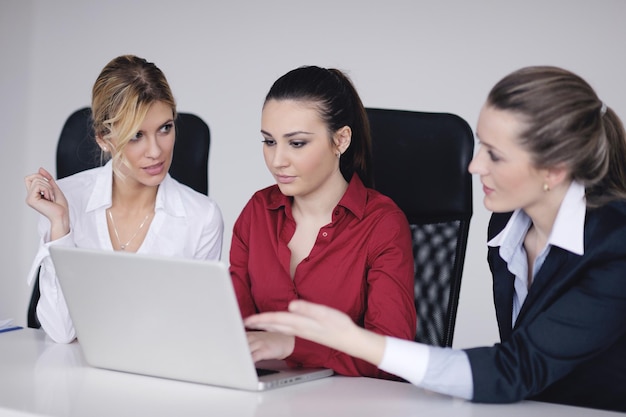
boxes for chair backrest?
[27,107,211,328]
[366,108,474,347]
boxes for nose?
[267,143,289,169]
[468,146,485,175]
[145,135,163,159]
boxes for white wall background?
[2,0,625,349]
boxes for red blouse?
[230,175,416,379]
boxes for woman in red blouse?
[229,66,417,379]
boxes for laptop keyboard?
[256,368,280,377]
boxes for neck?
[292,173,349,220]
[111,175,158,213]
[524,180,571,240]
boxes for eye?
[160,122,174,134]
[487,150,500,162]
[262,139,276,146]
[130,131,143,142]
[289,140,306,148]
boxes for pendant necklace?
[107,209,152,251]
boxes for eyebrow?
[475,132,491,148]
[260,129,315,138]
[137,119,174,133]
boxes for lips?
[275,174,296,184]
[143,161,165,176]
[482,183,494,195]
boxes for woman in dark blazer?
[244,66,626,412]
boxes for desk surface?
[0,328,621,417]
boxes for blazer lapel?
[514,247,576,327]
[490,248,515,341]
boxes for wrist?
[341,326,386,367]
[49,218,70,241]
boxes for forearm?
[288,328,387,377]
[37,258,76,343]
[28,227,77,343]
[341,325,386,366]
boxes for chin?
[276,184,296,196]
[484,199,516,214]
[142,173,167,187]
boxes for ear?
[95,136,111,153]
[333,126,352,155]
[95,136,106,150]
[544,164,569,189]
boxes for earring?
[336,152,341,158]
[102,146,108,152]
[543,183,550,192]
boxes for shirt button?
[322,232,328,237]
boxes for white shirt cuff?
[379,336,430,385]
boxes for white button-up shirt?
[27,161,224,343]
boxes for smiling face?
[110,100,175,188]
[469,104,548,213]
[261,99,348,199]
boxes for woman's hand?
[24,167,70,240]
[246,331,295,362]
[244,300,386,366]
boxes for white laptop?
[49,246,333,391]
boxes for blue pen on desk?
[0,326,23,334]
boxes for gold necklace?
[107,209,152,251]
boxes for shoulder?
[242,184,284,211]
[585,200,626,246]
[250,184,281,200]
[56,166,100,186]
[56,166,102,200]
[364,188,406,216]
[164,176,222,220]
[588,199,626,223]
[361,188,410,232]
[232,185,282,233]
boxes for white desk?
[0,328,620,417]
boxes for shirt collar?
[337,175,367,219]
[85,160,114,212]
[85,160,186,217]
[155,174,187,217]
[267,174,368,220]
[488,181,586,255]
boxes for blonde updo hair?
[91,55,176,172]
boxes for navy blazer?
[465,201,626,412]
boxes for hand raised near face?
[24,167,70,240]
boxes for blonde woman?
[25,55,223,343]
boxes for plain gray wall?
[2,0,625,349]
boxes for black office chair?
[27,107,211,329]
[366,108,474,347]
